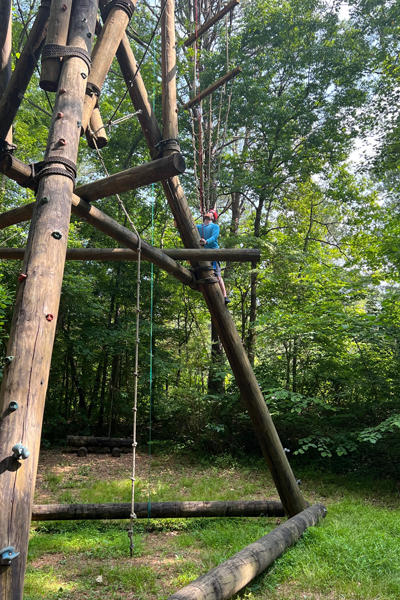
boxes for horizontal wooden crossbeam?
[0,247,260,262]
[31,499,288,521]
[184,0,240,47]
[182,66,242,111]
[75,153,186,201]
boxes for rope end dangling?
[127,528,134,557]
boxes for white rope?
[92,138,141,557]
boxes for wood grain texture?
[0,2,98,597]
[81,0,138,132]
[40,0,73,91]
[167,504,327,600]
[0,0,51,141]
[32,500,292,520]
[162,0,178,147]
[0,0,12,144]
[74,153,186,201]
[86,105,108,148]
[0,247,261,263]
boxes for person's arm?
[204,223,219,246]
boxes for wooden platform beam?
[0,0,51,143]
[0,247,261,263]
[166,504,327,600]
[31,500,291,521]
[74,153,186,201]
[116,31,306,518]
[182,66,242,111]
[0,2,99,597]
[184,0,240,48]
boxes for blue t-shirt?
[196,222,220,249]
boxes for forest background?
[2,0,400,479]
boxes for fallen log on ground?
[31,500,292,520]
[166,503,327,600]
[67,435,133,447]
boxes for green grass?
[25,451,400,600]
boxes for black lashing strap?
[42,44,92,72]
[32,156,77,184]
[104,0,136,20]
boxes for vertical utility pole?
[0,1,98,598]
[0,0,12,144]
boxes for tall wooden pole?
[40,0,73,91]
[162,0,178,149]
[0,0,12,144]
[0,1,98,598]
[80,0,138,133]
[0,0,51,143]
[116,35,306,517]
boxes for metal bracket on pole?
[0,547,19,565]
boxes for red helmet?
[209,209,218,222]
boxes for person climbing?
[196,209,230,304]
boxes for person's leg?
[213,261,230,303]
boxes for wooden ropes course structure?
[0,1,326,598]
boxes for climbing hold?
[59,88,67,94]
[0,547,20,566]
[46,314,54,322]
[18,273,27,282]
[57,112,64,119]
[12,443,30,460]
[81,72,88,79]
[51,231,62,240]
[87,32,92,38]
[59,138,67,146]
[5,356,14,364]
[40,196,50,205]
[8,401,18,412]
[61,3,67,10]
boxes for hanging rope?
[92,138,141,557]
[194,0,204,213]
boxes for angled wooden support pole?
[74,153,186,201]
[184,0,240,47]
[0,247,261,262]
[0,1,98,597]
[182,66,242,111]
[0,0,52,143]
[167,504,327,600]
[0,0,12,144]
[86,103,108,148]
[40,0,73,91]
[116,36,306,518]
[80,0,138,134]
[31,499,291,521]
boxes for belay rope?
[92,137,141,557]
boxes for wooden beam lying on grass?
[166,504,327,600]
[184,0,240,47]
[31,500,292,521]
[74,153,186,201]
[182,67,242,111]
